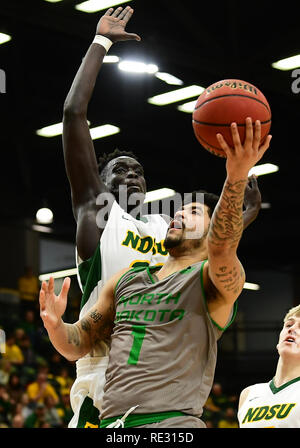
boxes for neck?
[274,356,300,387]
[156,247,207,280]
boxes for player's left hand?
[216,117,272,179]
[96,6,141,43]
[39,277,70,330]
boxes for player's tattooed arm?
[208,178,247,250]
[79,303,115,356]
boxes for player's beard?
[164,228,208,252]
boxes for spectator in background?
[24,402,48,428]
[55,367,74,395]
[0,359,12,386]
[57,389,73,427]
[218,407,239,428]
[20,393,34,421]
[44,395,63,428]
[19,310,38,347]
[0,384,13,426]
[26,371,59,407]
[7,373,23,405]
[11,413,24,428]
[18,266,39,314]
[19,334,38,384]
[2,333,24,369]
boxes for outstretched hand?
[39,277,70,330]
[96,6,141,43]
[216,118,272,179]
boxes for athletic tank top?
[76,201,169,358]
[238,377,300,428]
[101,261,237,419]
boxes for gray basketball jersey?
[101,261,237,421]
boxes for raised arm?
[39,269,128,361]
[62,7,141,260]
[242,174,261,230]
[203,118,272,328]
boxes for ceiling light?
[248,163,279,177]
[261,202,271,209]
[89,124,120,139]
[104,55,120,63]
[144,188,176,203]
[39,268,77,281]
[243,282,260,291]
[0,33,12,45]
[75,0,132,13]
[148,85,204,106]
[118,60,158,74]
[36,122,63,137]
[272,54,300,71]
[36,120,91,137]
[36,207,53,224]
[44,0,64,3]
[155,72,183,85]
[177,99,197,113]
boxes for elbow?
[63,100,86,119]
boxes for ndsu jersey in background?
[76,200,170,355]
[238,378,300,428]
[68,201,169,428]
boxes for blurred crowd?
[0,308,75,428]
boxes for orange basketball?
[192,79,271,157]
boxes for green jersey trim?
[269,376,300,394]
[114,266,149,298]
[100,410,187,428]
[78,242,102,311]
[200,260,238,331]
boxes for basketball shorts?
[68,356,109,428]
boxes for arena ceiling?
[1,0,300,274]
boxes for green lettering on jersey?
[253,406,269,421]
[137,236,153,254]
[169,309,185,321]
[242,407,260,424]
[121,231,140,249]
[144,310,157,322]
[165,293,181,304]
[276,403,296,419]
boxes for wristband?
[92,35,113,53]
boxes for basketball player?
[63,5,263,428]
[41,117,271,428]
[238,304,300,428]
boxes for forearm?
[63,43,107,115]
[242,205,260,230]
[208,174,248,252]
[45,320,90,362]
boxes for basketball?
[192,79,272,158]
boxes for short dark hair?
[185,190,219,218]
[98,148,139,181]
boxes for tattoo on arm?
[209,179,247,249]
[67,325,81,347]
[215,265,244,295]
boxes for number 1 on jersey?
[127,325,146,365]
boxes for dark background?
[1,0,300,394]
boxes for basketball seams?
[194,126,270,158]
[194,93,271,116]
[192,119,271,127]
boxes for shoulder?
[238,386,252,410]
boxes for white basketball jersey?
[238,377,300,428]
[76,201,169,357]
